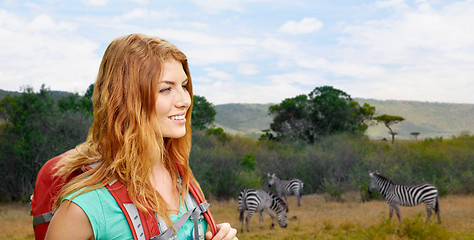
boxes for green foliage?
[236,170,261,190]
[269,94,311,143]
[321,178,344,201]
[1,86,473,202]
[236,152,261,190]
[373,114,405,144]
[0,85,92,201]
[192,95,216,130]
[205,127,228,142]
[58,93,93,115]
[240,152,256,171]
[190,129,474,199]
[268,86,375,143]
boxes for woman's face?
[155,59,191,138]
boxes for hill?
[0,89,73,101]
[215,99,474,140]
[214,103,273,138]
[2,88,472,140]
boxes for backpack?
[31,149,217,240]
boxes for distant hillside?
[2,88,472,140]
[214,103,273,137]
[355,98,474,139]
[0,89,73,101]
[215,99,474,140]
[0,89,20,99]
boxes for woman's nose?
[176,88,191,109]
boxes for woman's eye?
[182,84,188,90]
[159,87,171,93]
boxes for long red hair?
[54,33,198,228]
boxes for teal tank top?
[65,187,208,240]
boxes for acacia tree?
[373,114,405,144]
[191,95,216,130]
[411,132,420,141]
[268,86,375,143]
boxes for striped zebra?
[238,189,288,232]
[368,171,441,224]
[267,173,304,206]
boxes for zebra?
[368,170,441,224]
[238,189,288,232]
[267,173,304,206]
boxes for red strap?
[175,163,218,237]
[106,181,160,240]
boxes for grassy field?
[1,193,473,240]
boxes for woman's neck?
[150,161,180,213]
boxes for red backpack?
[31,150,217,240]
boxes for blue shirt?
[65,187,207,240]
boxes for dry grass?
[211,193,474,240]
[1,193,473,240]
[0,202,34,240]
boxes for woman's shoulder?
[63,186,133,239]
[64,186,112,202]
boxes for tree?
[373,114,405,144]
[410,132,420,141]
[58,93,92,115]
[268,86,375,144]
[269,94,311,142]
[0,85,57,198]
[84,83,94,100]
[0,85,92,200]
[309,86,375,137]
[191,95,216,130]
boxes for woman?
[45,33,237,240]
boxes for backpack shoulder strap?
[151,178,210,240]
[175,163,217,237]
[105,180,160,240]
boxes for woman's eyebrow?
[161,78,188,85]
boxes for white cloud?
[203,68,234,81]
[1,0,473,105]
[267,72,326,87]
[0,10,100,93]
[374,0,406,9]
[26,14,76,32]
[238,63,258,75]
[326,0,474,103]
[132,0,149,4]
[278,17,323,35]
[119,7,179,21]
[260,37,298,55]
[194,79,310,105]
[81,0,109,7]
[146,29,259,65]
[189,0,245,14]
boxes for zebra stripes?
[368,171,441,224]
[238,189,288,232]
[267,173,304,206]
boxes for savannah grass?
[1,193,473,239]
[216,193,473,240]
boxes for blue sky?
[1,0,473,105]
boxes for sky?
[1,0,473,105]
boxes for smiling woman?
[30,33,237,240]
[155,60,191,139]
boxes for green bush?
[190,131,474,199]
